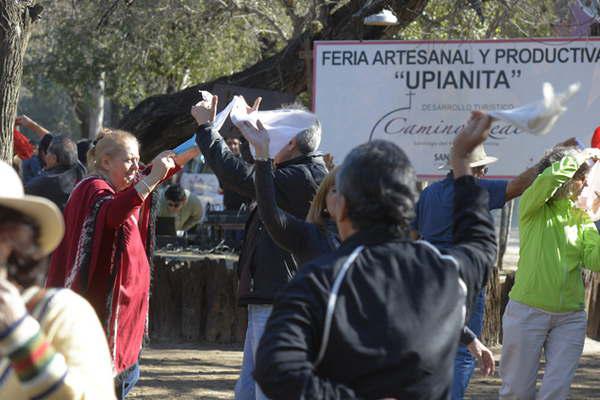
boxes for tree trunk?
[482,264,502,346]
[496,200,514,271]
[119,0,430,161]
[0,2,39,162]
[87,71,105,139]
[482,200,514,345]
[73,96,91,140]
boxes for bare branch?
[419,1,465,28]
[97,0,121,28]
[485,2,510,38]
[221,0,290,40]
[276,0,305,38]
[96,0,135,28]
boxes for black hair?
[0,206,46,288]
[77,139,91,166]
[337,140,417,234]
[39,133,54,156]
[536,146,576,174]
[164,184,187,202]
[48,135,78,166]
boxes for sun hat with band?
[438,144,498,170]
[0,160,64,255]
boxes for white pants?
[499,300,586,400]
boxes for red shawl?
[47,169,172,375]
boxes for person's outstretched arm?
[255,160,317,256]
[191,93,259,199]
[449,175,496,315]
[15,115,50,139]
[519,152,594,220]
[244,120,319,255]
[445,112,497,314]
[195,124,257,198]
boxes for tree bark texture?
[482,268,517,346]
[0,1,37,162]
[585,270,600,340]
[119,0,430,161]
[482,264,502,346]
[482,201,515,345]
[496,200,514,271]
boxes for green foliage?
[23,0,301,109]
[18,80,80,138]
[21,0,572,129]
[399,0,560,40]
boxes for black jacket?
[255,160,339,266]
[196,125,328,305]
[220,154,252,211]
[254,176,497,399]
[25,163,86,211]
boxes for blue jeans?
[115,361,140,399]
[451,290,485,400]
[235,304,273,400]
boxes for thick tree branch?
[120,0,429,160]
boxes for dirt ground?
[130,339,600,399]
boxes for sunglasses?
[472,166,488,175]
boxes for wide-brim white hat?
[0,161,64,255]
[438,144,498,170]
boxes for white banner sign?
[314,39,600,178]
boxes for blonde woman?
[46,129,198,398]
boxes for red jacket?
[47,168,175,374]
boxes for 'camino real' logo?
[369,91,520,142]
[369,92,415,142]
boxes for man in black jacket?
[254,112,497,399]
[191,95,328,400]
[25,135,86,211]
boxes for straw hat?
[438,144,498,170]
[0,160,64,255]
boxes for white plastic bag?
[177,92,319,158]
[489,82,580,136]
[229,96,319,157]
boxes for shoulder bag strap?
[314,245,364,368]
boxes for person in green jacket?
[500,146,600,400]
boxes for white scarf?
[489,82,580,136]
